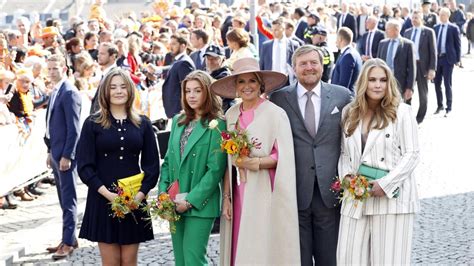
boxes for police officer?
[304,13,320,44]
[422,0,439,29]
[310,26,334,82]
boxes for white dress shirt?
[272,37,288,74]
[411,27,422,60]
[297,81,321,133]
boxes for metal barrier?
[0,109,49,196]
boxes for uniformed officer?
[304,13,320,44]
[310,26,334,82]
[422,0,439,29]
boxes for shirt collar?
[102,63,117,76]
[53,77,67,91]
[297,81,321,99]
[175,52,187,60]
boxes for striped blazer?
[338,103,420,219]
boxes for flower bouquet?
[110,184,140,223]
[142,193,180,233]
[331,174,371,207]
[208,119,261,183]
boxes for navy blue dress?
[77,115,159,244]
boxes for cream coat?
[338,103,420,219]
[219,100,301,265]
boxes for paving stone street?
[1,45,474,266]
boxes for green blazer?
[158,115,227,218]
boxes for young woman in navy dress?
[76,68,159,265]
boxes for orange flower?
[240,147,250,157]
[159,193,170,202]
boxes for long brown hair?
[342,58,400,136]
[94,68,141,128]
[178,70,223,126]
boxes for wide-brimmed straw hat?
[210,57,287,99]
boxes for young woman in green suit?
[158,70,226,266]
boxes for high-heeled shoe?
[14,190,34,201]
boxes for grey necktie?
[304,91,316,138]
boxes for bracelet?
[258,157,262,169]
[185,200,193,210]
[223,192,231,199]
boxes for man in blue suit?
[331,27,362,94]
[44,54,82,259]
[358,16,385,62]
[434,7,461,117]
[260,18,300,84]
[337,3,357,38]
[162,34,195,118]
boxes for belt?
[439,53,446,57]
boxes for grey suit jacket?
[377,37,416,93]
[404,26,437,75]
[270,82,352,210]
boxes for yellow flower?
[224,140,238,155]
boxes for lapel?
[284,84,305,125]
[285,39,292,64]
[171,119,185,163]
[351,122,363,159]
[361,125,383,160]
[180,120,208,164]
[315,83,332,138]
[50,81,66,114]
[394,38,403,58]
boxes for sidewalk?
[2,55,474,266]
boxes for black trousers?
[416,61,430,123]
[298,182,340,266]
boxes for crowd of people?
[0,0,472,264]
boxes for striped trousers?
[337,213,415,265]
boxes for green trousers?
[171,216,215,266]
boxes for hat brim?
[204,52,222,57]
[210,70,288,99]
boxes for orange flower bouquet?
[110,185,140,223]
[331,174,372,207]
[208,119,261,183]
[142,193,180,233]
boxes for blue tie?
[437,25,444,54]
[411,29,418,42]
[366,32,372,56]
[386,40,395,70]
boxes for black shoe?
[444,110,450,117]
[434,107,444,115]
[27,186,44,196]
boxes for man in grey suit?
[404,10,437,124]
[270,45,352,266]
[377,20,416,104]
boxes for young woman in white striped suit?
[337,58,420,265]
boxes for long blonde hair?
[94,68,141,128]
[342,58,400,136]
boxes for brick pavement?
[2,51,474,266]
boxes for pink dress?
[231,98,278,266]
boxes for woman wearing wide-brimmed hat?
[211,57,300,265]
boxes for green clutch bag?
[358,164,399,198]
[357,164,389,181]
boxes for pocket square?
[331,106,340,115]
